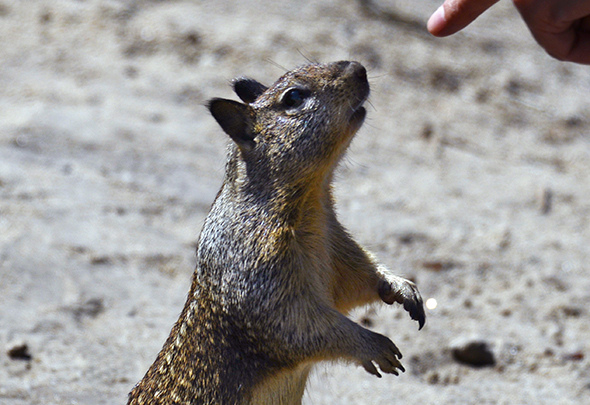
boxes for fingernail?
[427,5,446,35]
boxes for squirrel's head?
[208,61,369,183]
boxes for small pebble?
[539,187,553,215]
[450,338,496,367]
[7,342,32,361]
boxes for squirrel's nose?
[343,61,367,83]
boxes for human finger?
[428,0,501,36]
[514,0,590,64]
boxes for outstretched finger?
[428,0,500,37]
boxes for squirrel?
[127,61,425,405]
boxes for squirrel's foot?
[360,331,405,378]
[378,274,425,330]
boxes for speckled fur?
[128,61,425,405]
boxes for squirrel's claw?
[379,277,426,330]
[404,295,426,330]
[361,332,406,378]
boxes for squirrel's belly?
[249,363,313,405]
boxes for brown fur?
[128,61,425,405]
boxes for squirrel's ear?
[208,98,256,151]
[231,78,267,103]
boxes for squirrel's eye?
[282,88,308,108]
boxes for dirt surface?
[1,1,589,404]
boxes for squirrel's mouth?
[349,105,366,128]
[348,96,367,133]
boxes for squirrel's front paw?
[361,331,405,378]
[378,275,425,329]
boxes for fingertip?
[427,5,447,36]
[428,0,501,37]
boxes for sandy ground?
[1,0,589,404]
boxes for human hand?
[427,0,590,64]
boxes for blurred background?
[1,0,589,403]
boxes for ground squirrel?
[127,61,425,405]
